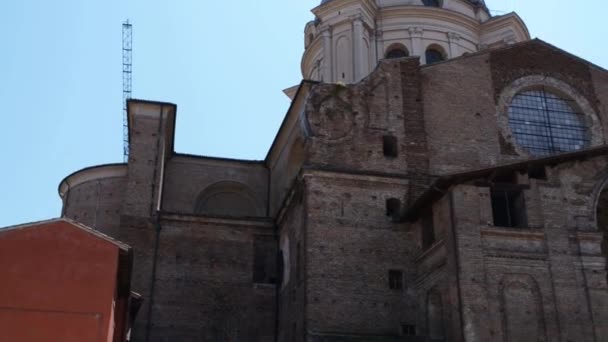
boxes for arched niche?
[194,181,264,217]
[595,177,608,260]
[499,274,547,342]
[426,288,445,340]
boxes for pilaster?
[409,27,424,63]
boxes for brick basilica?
[58,0,608,340]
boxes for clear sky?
[0,0,606,228]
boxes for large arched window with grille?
[508,88,590,156]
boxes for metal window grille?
[508,89,589,156]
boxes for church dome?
[301,0,528,85]
[320,0,488,11]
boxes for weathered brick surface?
[490,40,600,113]
[63,176,126,237]
[303,173,414,337]
[58,41,608,342]
[145,216,276,341]
[421,53,502,174]
[440,155,608,342]
[162,156,268,215]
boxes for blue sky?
[0,0,606,228]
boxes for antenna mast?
[122,20,133,162]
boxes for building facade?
[0,219,137,342]
[58,0,608,341]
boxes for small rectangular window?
[491,188,527,228]
[401,324,416,336]
[421,208,435,249]
[389,269,403,290]
[383,135,398,158]
[528,164,547,180]
[386,198,401,221]
[253,235,277,284]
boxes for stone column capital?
[408,27,424,38]
[447,32,461,41]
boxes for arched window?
[385,46,409,59]
[425,47,445,64]
[194,181,263,217]
[422,0,441,7]
[508,88,590,156]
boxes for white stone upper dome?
[298,0,529,85]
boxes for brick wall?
[162,156,268,216]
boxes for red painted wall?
[0,220,122,342]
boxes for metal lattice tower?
[122,20,133,162]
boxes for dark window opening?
[528,165,547,180]
[389,270,403,290]
[383,135,398,158]
[421,208,436,249]
[386,48,409,59]
[491,189,527,228]
[402,324,417,336]
[253,235,277,284]
[492,170,516,184]
[422,0,440,7]
[426,48,445,64]
[386,198,401,221]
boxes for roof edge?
[58,163,128,199]
[405,145,608,222]
[0,217,132,252]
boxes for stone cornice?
[379,6,482,34]
[58,163,128,198]
[480,12,530,41]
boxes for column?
[447,32,461,58]
[352,17,365,82]
[370,27,378,66]
[409,27,424,63]
[321,28,332,82]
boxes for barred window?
[508,89,589,156]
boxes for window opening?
[386,48,409,59]
[491,189,527,228]
[386,198,401,221]
[492,170,516,184]
[422,0,440,7]
[421,208,435,249]
[402,324,417,336]
[508,88,589,156]
[425,48,445,64]
[389,269,403,290]
[383,135,398,158]
[528,165,547,180]
[253,235,277,284]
